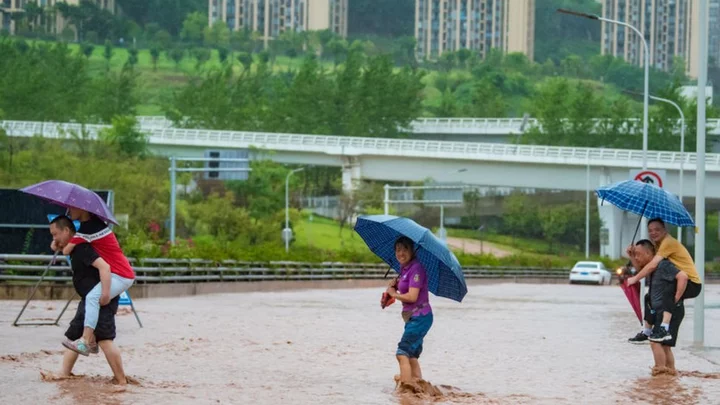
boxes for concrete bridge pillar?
[342,157,361,193]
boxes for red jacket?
[70,227,135,279]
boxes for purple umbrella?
[20,180,117,225]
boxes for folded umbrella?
[354,215,467,303]
[620,280,642,325]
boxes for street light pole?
[586,158,590,258]
[437,168,467,242]
[558,7,650,312]
[557,9,649,173]
[284,167,305,253]
[694,0,709,347]
[169,156,177,243]
[647,95,686,242]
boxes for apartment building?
[208,0,348,47]
[601,0,720,78]
[1,0,119,36]
[414,0,535,61]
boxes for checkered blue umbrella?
[354,215,467,303]
[596,180,695,227]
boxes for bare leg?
[662,312,672,324]
[98,340,126,385]
[82,327,97,346]
[409,358,422,380]
[663,346,676,374]
[60,349,79,377]
[650,342,667,375]
[396,355,413,384]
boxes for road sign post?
[629,169,666,188]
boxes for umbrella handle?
[384,267,392,278]
[630,200,649,245]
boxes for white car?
[569,261,612,285]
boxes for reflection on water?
[0,283,718,404]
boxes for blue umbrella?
[354,215,467,303]
[596,180,695,242]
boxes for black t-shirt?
[69,243,101,297]
[649,259,680,307]
[77,215,108,235]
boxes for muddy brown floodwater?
[1,283,720,404]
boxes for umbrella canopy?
[620,281,642,325]
[20,180,117,225]
[596,180,694,227]
[354,215,467,303]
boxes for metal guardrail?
[4,120,720,171]
[0,255,572,283]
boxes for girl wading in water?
[385,236,434,389]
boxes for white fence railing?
[135,116,720,136]
[4,120,720,170]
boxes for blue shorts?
[396,312,433,359]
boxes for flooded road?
[1,282,719,404]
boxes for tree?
[326,38,349,66]
[337,191,359,236]
[465,80,508,117]
[192,47,211,70]
[88,64,138,123]
[81,42,94,58]
[226,160,296,220]
[218,47,230,64]
[185,193,252,240]
[127,47,139,67]
[0,40,90,122]
[231,29,253,53]
[204,21,230,49]
[502,193,541,240]
[180,12,206,45]
[456,49,471,68]
[439,51,456,71]
[169,47,184,70]
[463,189,482,228]
[99,115,148,157]
[150,46,160,71]
[236,52,253,71]
[276,55,335,134]
[393,35,417,66]
[539,205,568,252]
[153,29,172,49]
[56,1,126,43]
[103,39,113,70]
[561,54,585,77]
[435,89,458,117]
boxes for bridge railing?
[142,126,720,168]
[4,120,720,170]
[0,254,575,283]
[137,115,720,135]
